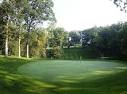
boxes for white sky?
[53,0,127,31]
[0,0,3,3]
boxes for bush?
[53,47,63,58]
[46,47,63,59]
[46,49,54,58]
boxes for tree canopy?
[113,0,127,12]
[0,0,55,58]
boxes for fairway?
[17,60,127,94]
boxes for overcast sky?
[0,0,2,3]
[53,0,127,31]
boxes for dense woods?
[63,23,127,59]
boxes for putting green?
[18,60,127,82]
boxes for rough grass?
[0,57,127,94]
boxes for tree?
[119,22,127,57]
[21,0,55,58]
[81,27,97,48]
[47,27,66,58]
[69,31,81,47]
[62,31,69,48]
[13,0,24,58]
[113,0,127,12]
[0,0,15,56]
[29,28,47,57]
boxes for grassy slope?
[0,57,127,94]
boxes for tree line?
[68,23,127,59]
[0,0,55,58]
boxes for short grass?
[18,60,127,94]
[1,57,127,94]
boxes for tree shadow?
[0,57,57,94]
[0,57,127,94]
[0,70,58,94]
[51,70,127,94]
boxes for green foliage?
[63,48,83,60]
[48,27,66,47]
[52,46,63,58]
[113,0,127,12]
[69,31,81,47]
[0,0,55,58]
[29,29,47,57]
[46,49,54,58]
[18,28,48,58]
[46,47,63,59]
[46,27,67,59]
[78,23,127,59]
[63,48,99,60]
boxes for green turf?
[18,60,127,94]
[1,57,127,94]
[18,60,127,81]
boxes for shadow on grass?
[52,70,127,94]
[0,57,127,94]
[0,70,58,94]
[0,57,57,94]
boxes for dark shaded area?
[0,57,56,94]
[50,70,127,94]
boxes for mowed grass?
[0,57,56,94]
[18,60,127,94]
[0,57,127,94]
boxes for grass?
[0,57,55,94]
[0,57,127,94]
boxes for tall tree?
[12,0,24,58]
[69,31,81,47]
[0,0,14,56]
[22,0,55,58]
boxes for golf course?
[0,57,127,94]
[1,0,127,94]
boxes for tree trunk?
[26,25,30,59]
[18,37,21,58]
[5,35,8,57]
[18,24,22,58]
[26,43,29,58]
[5,19,9,57]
